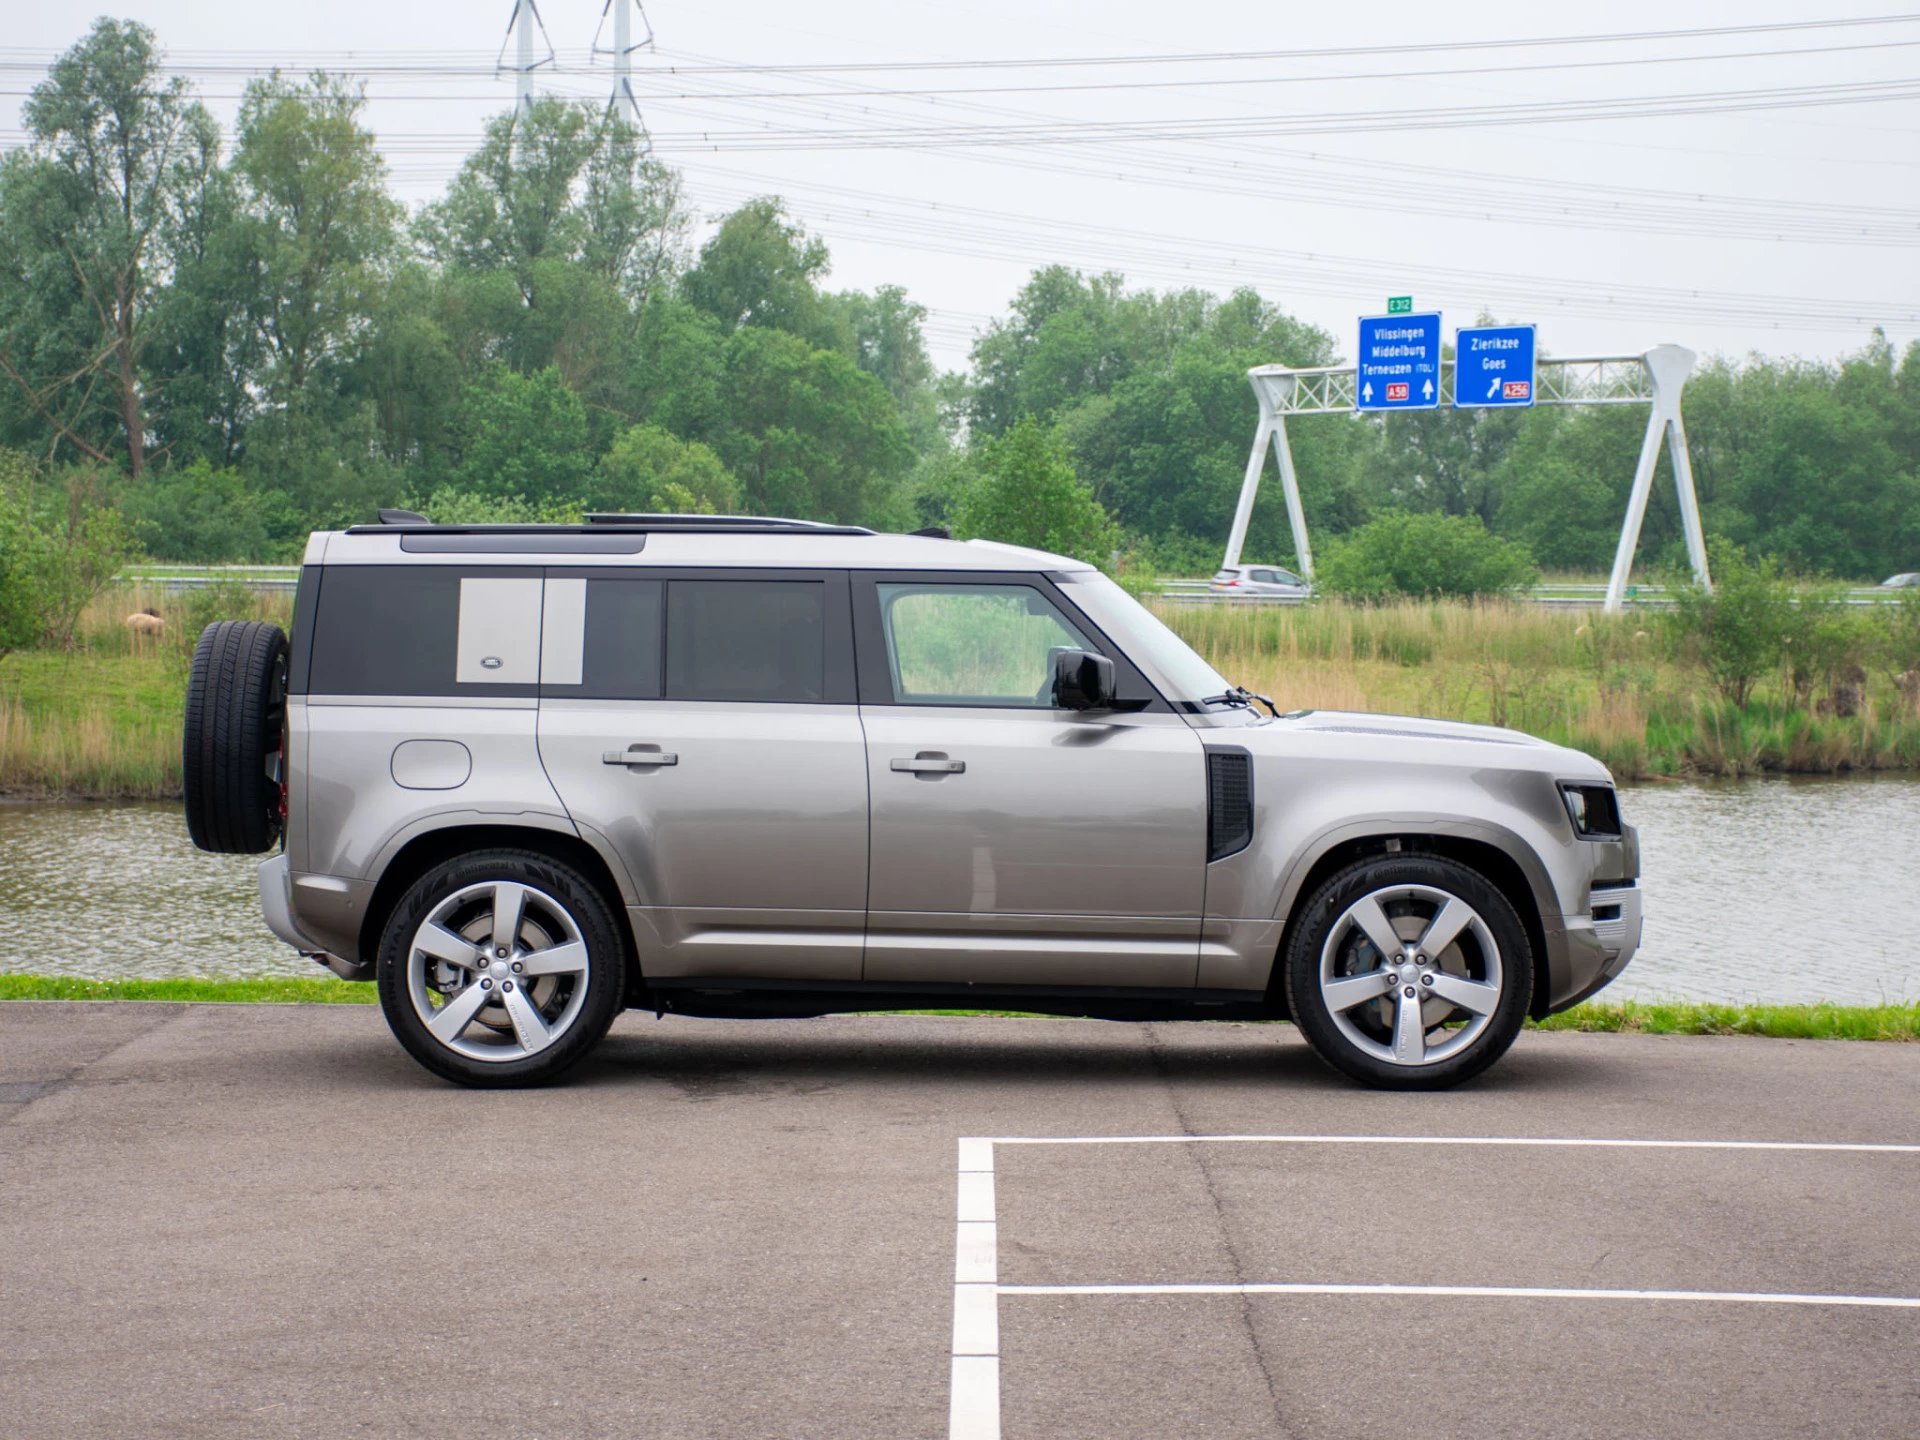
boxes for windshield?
[1063,573,1233,705]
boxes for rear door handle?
[891,756,965,774]
[603,748,678,767]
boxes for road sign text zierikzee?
[1356,312,1441,412]
[1454,324,1537,409]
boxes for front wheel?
[1282,855,1533,1090]
[376,850,627,1087]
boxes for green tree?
[0,19,219,475]
[230,72,400,409]
[681,198,844,350]
[712,326,912,523]
[951,418,1117,565]
[594,424,738,514]
[1317,511,1538,601]
[420,100,680,311]
[451,365,592,501]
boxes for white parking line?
[948,1134,1920,1440]
[990,1134,1920,1153]
[998,1282,1920,1308]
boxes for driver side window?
[877,583,1092,707]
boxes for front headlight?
[1559,782,1622,839]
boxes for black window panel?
[567,578,663,699]
[665,580,825,703]
[309,568,460,696]
[307,566,543,697]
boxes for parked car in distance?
[181,513,1639,1092]
[1881,572,1920,588]
[1209,564,1312,599]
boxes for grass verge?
[1,976,1916,1041]
[1531,999,1920,1041]
[0,974,376,1004]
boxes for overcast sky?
[6,1,1919,373]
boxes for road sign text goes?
[1454,324,1537,410]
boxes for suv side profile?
[184,515,1640,1090]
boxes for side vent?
[1206,748,1254,862]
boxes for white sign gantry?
[1223,344,1710,612]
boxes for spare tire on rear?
[184,620,288,854]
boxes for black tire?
[182,620,288,855]
[375,849,627,1088]
[1282,855,1533,1091]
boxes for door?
[537,569,869,980]
[854,575,1207,988]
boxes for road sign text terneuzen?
[1453,324,1537,409]
[1356,311,1441,412]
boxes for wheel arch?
[359,824,643,1001]
[1270,826,1556,1019]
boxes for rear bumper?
[258,855,371,982]
[1544,883,1643,1014]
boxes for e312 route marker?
[1454,324,1537,409]
[1356,311,1441,412]
[1387,295,1413,314]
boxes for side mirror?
[1052,649,1116,710]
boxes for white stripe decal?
[997,1282,1920,1309]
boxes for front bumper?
[1546,883,1643,1013]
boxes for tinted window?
[877,583,1092,706]
[665,580,825,702]
[308,567,548,697]
[543,578,663,699]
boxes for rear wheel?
[375,850,626,1087]
[1283,855,1533,1090]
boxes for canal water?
[2,779,1917,1005]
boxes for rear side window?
[308,567,541,698]
[539,578,664,699]
[665,580,824,702]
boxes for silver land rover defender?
[183,514,1640,1089]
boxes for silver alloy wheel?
[405,881,592,1063]
[1317,883,1504,1068]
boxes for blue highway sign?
[1357,311,1442,411]
[1454,324,1537,408]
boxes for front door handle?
[891,755,965,774]
[603,747,678,767]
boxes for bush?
[1316,511,1538,601]
[0,458,138,653]
[1667,540,1796,707]
[120,459,273,562]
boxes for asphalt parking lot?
[2,1004,1917,1440]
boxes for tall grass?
[2,588,1917,796]
[1155,598,1920,779]
[0,585,291,797]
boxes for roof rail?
[346,513,877,538]
[583,513,875,535]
